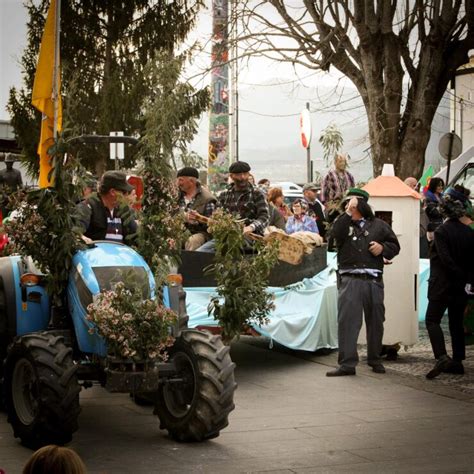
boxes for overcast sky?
[0,0,28,121]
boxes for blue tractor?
[0,240,236,449]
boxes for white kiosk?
[358,171,422,346]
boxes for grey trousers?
[337,275,385,368]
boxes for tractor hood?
[72,241,155,299]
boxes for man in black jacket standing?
[326,188,400,377]
[425,186,474,379]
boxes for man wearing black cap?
[176,167,217,250]
[197,161,269,252]
[0,154,23,219]
[326,188,400,377]
[0,154,23,193]
[77,170,137,244]
[303,183,327,239]
[425,185,474,379]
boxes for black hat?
[441,186,472,218]
[444,186,469,205]
[177,167,199,179]
[229,161,251,174]
[101,171,134,193]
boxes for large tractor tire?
[4,332,81,449]
[0,284,7,410]
[154,329,237,442]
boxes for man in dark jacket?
[177,166,217,250]
[0,154,23,219]
[77,171,137,245]
[326,188,400,377]
[425,186,474,379]
[303,183,327,239]
[197,161,269,252]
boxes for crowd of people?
[176,156,355,252]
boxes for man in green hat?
[326,188,400,377]
[77,171,137,245]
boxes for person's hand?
[345,196,359,216]
[186,210,198,224]
[81,235,93,245]
[243,225,254,235]
[369,241,383,256]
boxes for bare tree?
[236,1,474,178]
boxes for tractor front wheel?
[154,329,236,441]
[4,332,81,449]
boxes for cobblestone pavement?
[256,320,474,401]
[378,322,474,397]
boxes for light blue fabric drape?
[185,253,431,351]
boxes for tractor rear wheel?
[0,284,7,410]
[154,329,236,441]
[4,332,81,449]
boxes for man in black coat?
[303,183,327,239]
[326,188,400,377]
[425,186,474,379]
[0,154,23,219]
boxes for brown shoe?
[326,367,356,377]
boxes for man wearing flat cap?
[326,188,400,377]
[0,154,23,193]
[176,167,217,250]
[197,160,269,252]
[303,183,327,240]
[77,170,137,245]
[0,154,23,219]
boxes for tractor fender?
[0,256,19,340]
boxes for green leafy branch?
[4,135,84,306]
[319,122,344,164]
[206,209,279,342]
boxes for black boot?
[426,355,452,380]
[443,360,464,375]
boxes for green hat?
[101,171,134,193]
[345,187,369,202]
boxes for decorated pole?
[300,102,312,182]
[208,0,230,192]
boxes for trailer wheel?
[154,329,236,441]
[4,332,81,449]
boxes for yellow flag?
[31,0,62,188]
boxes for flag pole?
[53,0,61,138]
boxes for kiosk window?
[375,211,393,227]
